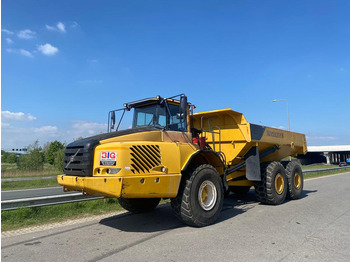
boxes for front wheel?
[171,164,224,227]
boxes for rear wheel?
[118,198,160,213]
[285,160,303,199]
[254,161,287,205]
[171,164,224,227]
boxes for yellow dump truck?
[58,94,307,226]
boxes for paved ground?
[2,172,350,262]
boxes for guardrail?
[1,193,103,211]
[1,166,349,211]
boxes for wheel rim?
[274,173,284,195]
[198,180,217,211]
[294,173,301,189]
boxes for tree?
[46,140,65,165]
[17,141,45,171]
[54,148,65,171]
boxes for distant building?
[2,148,28,156]
[297,145,350,165]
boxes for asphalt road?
[2,172,350,262]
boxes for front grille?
[63,139,99,176]
[130,145,161,174]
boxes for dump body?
[192,109,307,186]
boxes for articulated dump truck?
[58,94,307,227]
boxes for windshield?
[133,103,186,131]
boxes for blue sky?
[2,0,350,149]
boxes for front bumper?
[57,174,181,198]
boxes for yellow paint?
[274,173,285,195]
[294,173,301,189]
[57,173,181,198]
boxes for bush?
[17,141,45,171]
[1,152,18,163]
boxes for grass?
[1,198,123,231]
[1,162,61,191]
[1,178,59,191]
[1,163,61,178]
[302,164,339,170]
[304,166,350,179]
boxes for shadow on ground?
[99,190,258,233]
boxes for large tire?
[254,161,287,205]
[118,198,160,213]
[229,186,251,196]
[285,160,303,199]
[171,164,224,227]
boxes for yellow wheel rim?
[275,173,284,195]
[294,173,301,189]
[201,187,208,203]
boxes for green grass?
[302,164,338,170]
[304,166,350,179]
[1,178,59,191]
[1,163,61,178]
[1,198,123,231]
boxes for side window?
[168,104,186,131]
[136,112,154,126]
[158,115,166,126]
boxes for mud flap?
[245,146,261,181]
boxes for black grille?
[130,145,161,174]
[63,139,99,176]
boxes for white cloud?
[34,126,58,133]
[1,125,59,148]
[6,38,13,44]
[69,121,107,137]
[2,111,36,121]
[20,49,34,58]
[1,116,107,149]
[2,29,14,35]
[45,25,56,31]
[37,43,58,56]
[6,48,34,58]
[57,22,66,32]
[17,29,36,39]
[46,22,66,33]
[1,122,11,128]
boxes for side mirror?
[180,96,187,116]
[111,111,116,130]
[176,95,188,120]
